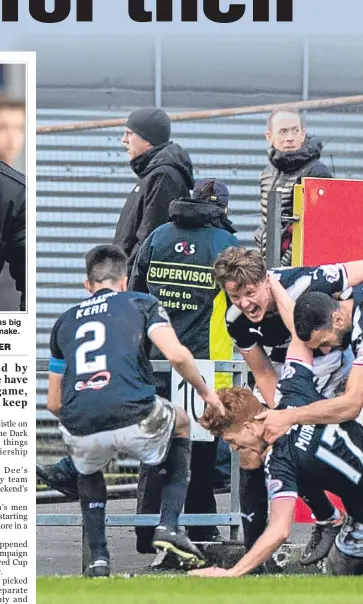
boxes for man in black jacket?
[113,107,194,276]
[254,109,332,266]
[0,161,26,311]
[129,179,239,554]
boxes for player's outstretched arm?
[150,325,225,415]
[268,274,313,366]
[282,366,363,426]
[189,497,295,577]
[239,345,277,408]
[344,260,363,288]
[268,272,296,335]
[47,372,62,418]
[259,365,363,443]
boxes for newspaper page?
[0,54,36,604]
[0,3,359,604]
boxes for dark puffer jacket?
[129,197,239,390]
[255,135,332,266]
[0,162,26,310]
[113,142,194,276]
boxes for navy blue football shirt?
[265,361,363,522]
[49,289,171,436]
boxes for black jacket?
[129,199,239,389]
[255,135,332,266]
[113,142,194,276]
[0,162,26,310]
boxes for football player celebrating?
[190,275,363,577]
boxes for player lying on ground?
[257,282,363,442]
[190,275,363,577]
[46,244,225,577]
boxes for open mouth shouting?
[245,304,263,322]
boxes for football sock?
[159,437,191,531]
[78,471,109,561]
[303,490,335,524]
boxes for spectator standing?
[114,107,194,276]
[254,109,332,266]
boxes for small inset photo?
[0,62,27,312]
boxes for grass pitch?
[37,575,363,604]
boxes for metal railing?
[36,359,248,571]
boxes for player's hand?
[254,409,293,444]
[266,271,280,288]
[188,566,232,577]
[200,387,225,416]
[267,272,288,302]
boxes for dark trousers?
[136,438,219,549]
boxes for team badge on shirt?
[320,265,341,283]
[280,364,296,380]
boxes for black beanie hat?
[125,108,171,146]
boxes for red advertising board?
[291,178,363,521]
[292,178,363,265]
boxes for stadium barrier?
[36,358,247,571]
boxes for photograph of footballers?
[33,14,363,602]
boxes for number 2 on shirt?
[75,321,107,375]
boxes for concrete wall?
[6,32,362,111]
